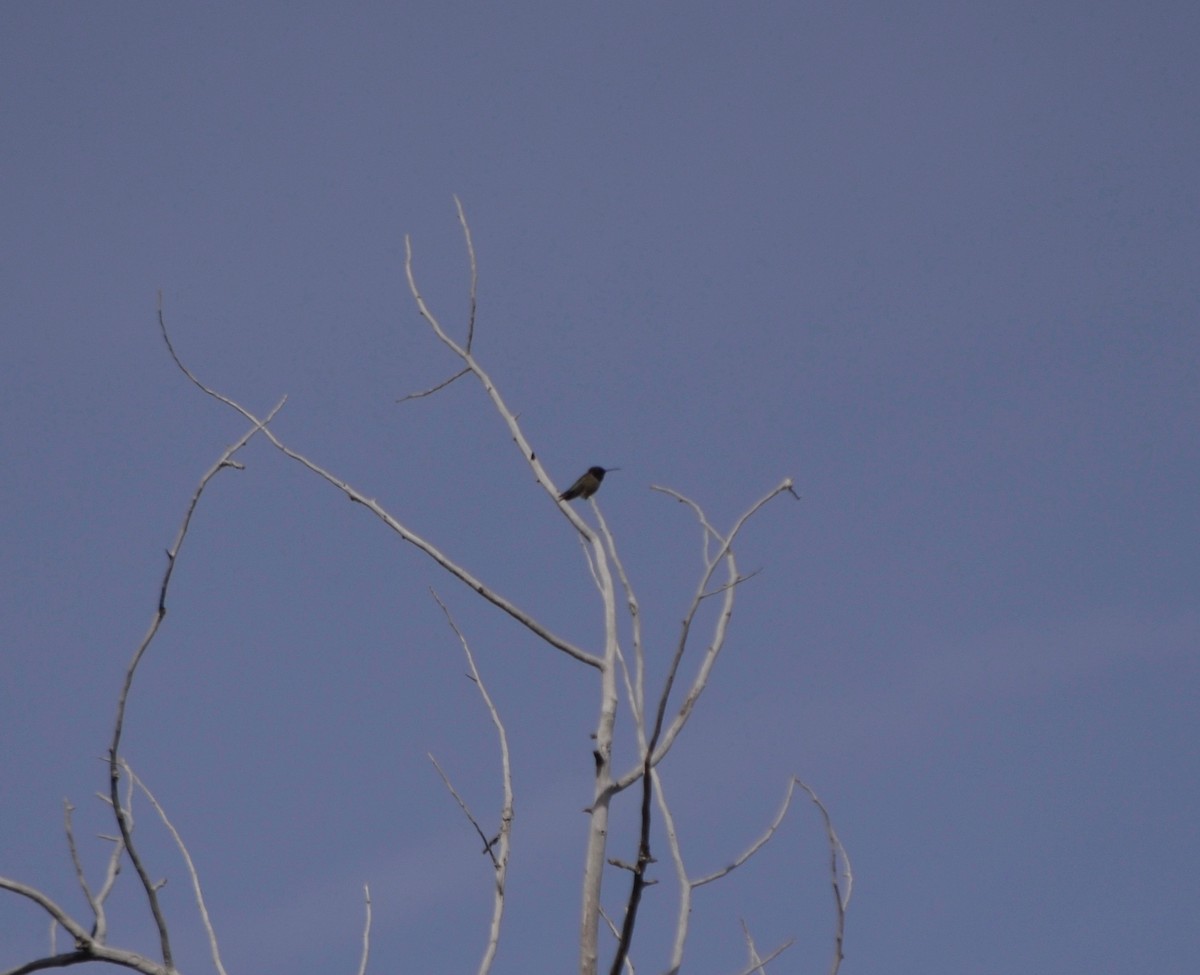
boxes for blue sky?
[2,3,1198,973]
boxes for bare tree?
[1,201,851,975]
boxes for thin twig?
[731,931,794,975]
[693,778,800,888]
[739,919,766,975]
[429,755,496,867]
[732,941,794,975]
[453,195,478,352]
[62,801,99,935]
[797,782,852,975]
[597,907,636,975]
[127,762,229,975]
[397,366,470,402]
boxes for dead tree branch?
[106,398,284,970]
[127,763,230,975]
[428,590,514,975]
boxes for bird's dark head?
[589,465,617,479]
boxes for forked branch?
[612,480,799,794]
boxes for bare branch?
[605,480,798,971]
[689,777,850,975]
[734,922,793,975]
[453,194,478,352]
[157,290,288,423]
[2,950,90,975]
[106,380,284,970]
[0,874,171,974]
[593,506,646,731]
[659,774,846,973]
[580,551,622,975]
[739,919,766,975]
[62,802,99,936]
[655,770,691,975]
[355,885,372,975]
[428,589,515,975]
[0,878,90,945]
[597,908,636,975]
[700,568,760,600]
[607,755,652,975]
[730,941,794,975]
[797,782,852,975]
[429,754,496,866]
[91,820,125,942]
[403,235,467,359]
[613,480,797,791]
[287,452,602,667]
[693,777,800,888]
[0,934,173,975]
[126,762,229,975]
[397,366,470,402]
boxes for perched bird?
[558,466,618,501]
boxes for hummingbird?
[558,466,618,501]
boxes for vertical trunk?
[579,536,620,975]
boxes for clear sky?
[2,3,1197,973]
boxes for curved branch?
[397,366,470,402]
[797,782,852,975]
[2,950,91,975]
[0,942,170,975]
[453,195,478,352]
[127,763,229,975]
[0,878,90,945]
[106,388,284,970]
[428,591,514,975]
[692,777,800,888]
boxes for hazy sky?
[3,3,1198,974]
